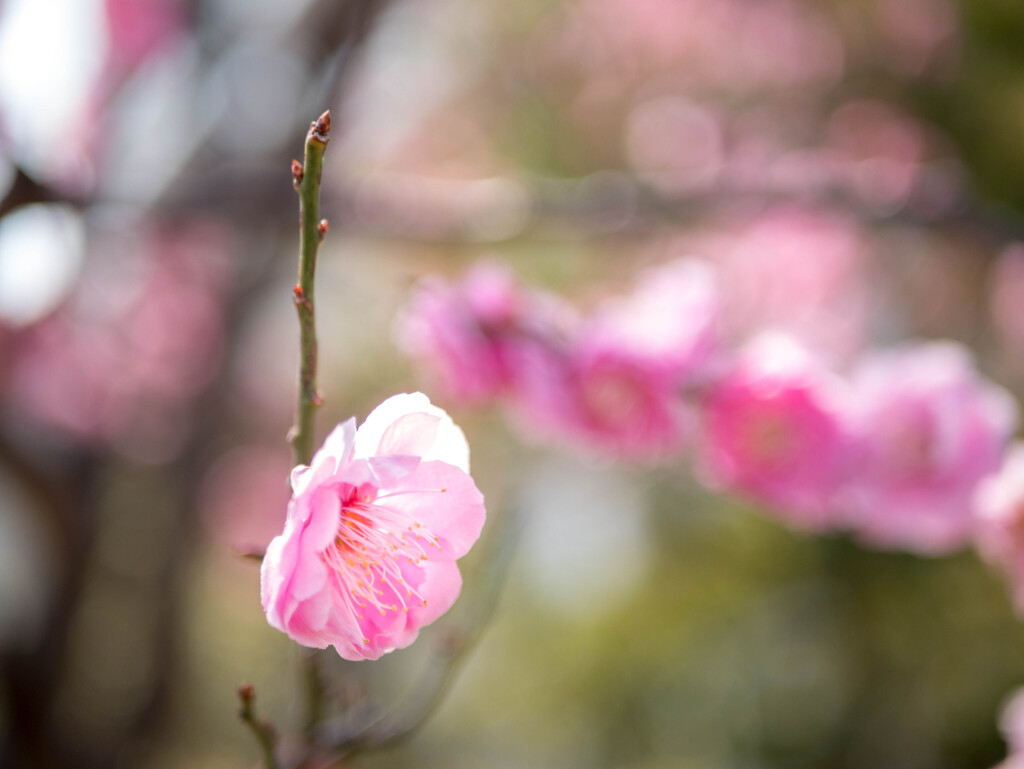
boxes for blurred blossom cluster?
[399,257,1020,560]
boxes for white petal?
[354,392,469,472]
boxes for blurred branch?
[0,433,99,769]
[331,169,1024,247]
[238,683,280,769]
[0,166,86,219]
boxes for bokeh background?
[3,0,1024,767]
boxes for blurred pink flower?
[582,259,720,381]
[975,445,1024,613]
[543,0,842,94]
[698,206,869,365]
[625,97,724,191]
[103,0,184,80]
[395,261,531,405]
[873,0,958,77]
[507,259,718,461]
[261,393,486,660]
[842,343,1017,554]
[826,100,928,209]
[696,333,850,528]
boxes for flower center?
[320,490,445,645]
[581,368,646,427]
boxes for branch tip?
[238,683,255,704]
[236,548,266,563]
[237,681,279,769]
[309,109,332,145]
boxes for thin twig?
[288,110,331,469]
[238,683,279,769]
[287,109,332,751]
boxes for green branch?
[287,110,332,755]
[289,110,331,469]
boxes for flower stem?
[288,110,332,756]
[289,109,331,469]
[237,683,279,769]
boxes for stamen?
[320,493,440,623]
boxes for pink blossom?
[842,343,1017,554]
[507,260,718,460]
[103,0,184,80]
[872,0,958,77]
[975,445,1024,613]
[696,333,850,529]
[825,100,928,208]
[716,206,869,365]
[261,393,486,660]
[513,342,689,461]
[395,261,530,405]
[582,259,720,379]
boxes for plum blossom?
[494,259,719,461]
[696,333,851,529]
[975,445,1024,613]
[711,206,869,365]
[842,343,1017,554]
[261,393,486,660]
[545,259,718,459]
[395,260,572,406]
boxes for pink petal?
[381,460,486,560]
[400,558,463,639]
[284,589,333,648]
[261,517,302,630]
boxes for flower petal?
[354,392,470,472]
[378,412,441,457]
[381,460,486,560]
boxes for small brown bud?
[317,218,329,240]
[293,284,305,303]
[315,110,331,137]
[291,159,304,188]
[312,390,324,407]
[309,109,331,144]
[238,683,255,703]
